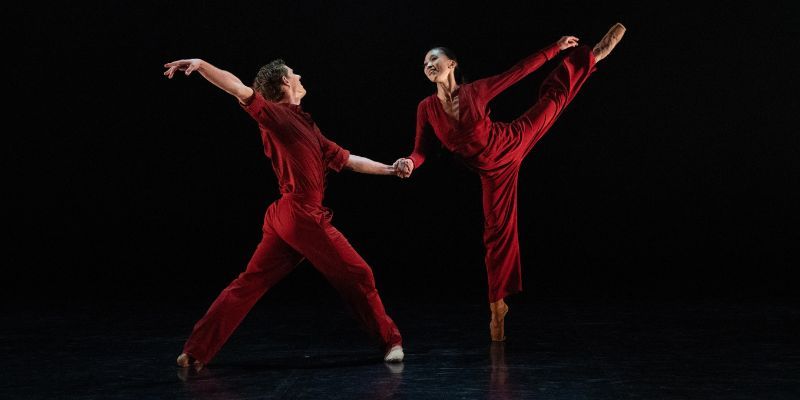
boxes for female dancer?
[394,23,626,341]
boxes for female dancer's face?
[423,49,456,83]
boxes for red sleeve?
[408,99,437,169]
[239,91,276,126]
[321,136,351,172]
[470,42,561,103]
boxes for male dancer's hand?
[163,59,203,79]
[392,158,414,178]
[557,36,580,50]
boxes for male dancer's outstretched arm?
[165,58,402,178]
[164,58,253,102]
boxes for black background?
[7,1,798,307]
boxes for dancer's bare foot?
[592,23,626,62]
[489,299,509,342]
[176,352,204,371]
[384,345,405,363]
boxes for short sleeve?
[321,137,350,172]
[239,91,276,125]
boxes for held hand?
[557,36,580,50]
[391,159,404,177]
[392,158,414,178]
[163,59,203,79]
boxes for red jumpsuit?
[408,44,596,302]
[183,92,402,365]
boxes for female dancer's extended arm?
[471,36,578,103]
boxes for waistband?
[281,192,324,204]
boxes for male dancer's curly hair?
[252,59,287,101]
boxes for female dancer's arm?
[472,36,578,103]
[395,101,438,178]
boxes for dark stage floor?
[4,298,799,399]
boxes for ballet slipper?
[384,345,405,363]
[593,23,626,62]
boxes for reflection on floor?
[4,299,799,399]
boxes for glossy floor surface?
[4,299,799,399]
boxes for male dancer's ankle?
[177,352,205,371]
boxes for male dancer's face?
[284,67,307,99]
[423,49,456,83]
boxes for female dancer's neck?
[436,77,459,102]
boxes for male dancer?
[163,57,404,369]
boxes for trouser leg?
[513,45,597,157]
[284,216,402,350]
[183,219,302,364]
[481,165,522,303]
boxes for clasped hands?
[391,158,414,178]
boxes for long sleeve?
[408,100,438,169]
[471,42,561,103]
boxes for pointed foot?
[593,22,626,62]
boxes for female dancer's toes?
[592,22,626,62]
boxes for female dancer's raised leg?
[487,23,626,342]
